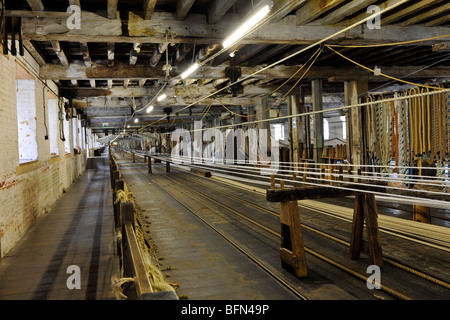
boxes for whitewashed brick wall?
[0,52,88,258]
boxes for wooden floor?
[0,157,120,300]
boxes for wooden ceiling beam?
[80,42,91,67]
[107,0,119,19]
[39,62,450,81]
[176,0,196,21]
[207,0,237,24]
[320,0,378,25]
[401,3,450,26]
[20,11,450,46]
[26,0,44,11]
[129,43,143,65]
[382,0,443,25]
[108,42,115,67]
[143,0,157,20]
[296,0,347,25]
[50,41,69,67]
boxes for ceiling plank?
[296,0,347,25]
[207,0,238,24]
[176,0,197,21]
[26,0,44,11]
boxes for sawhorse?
[267,180,384,278]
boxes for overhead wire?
[139,0,412,131]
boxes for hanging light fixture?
[180,63,200,79]
[157,93,167,102]
[222,2,272,50]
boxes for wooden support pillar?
[166,161,170,173]
[120,202,135,229]
[132,152,135,163]
[279,200,308,278]
[347,80,368,169]
[343,82,352,162]
[312,79,323,164]
[111,170,119,190]
[413,204,431,223]
[113,180,124,228]
[147,156,152,173]
[350,193,383,267]
[288,94,302,173]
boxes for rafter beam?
[401,3,450,26]
[129,43,143,65]
[108,42,115,67]
[26,0,44,11]
[50,41,69,67]
[143,0,157,20]
[321,0,378,25]
[207,0,237,24]
[296,0,347,25]
[69,0,81,7]
[382,0,443,25]
[107,0,119,19]
[176,0,196,21]
[80,42,91,67]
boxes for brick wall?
[0,51,88,258]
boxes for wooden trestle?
[267,178,384,278]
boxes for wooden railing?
[108,147,178,300]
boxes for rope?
[325,45,445,91]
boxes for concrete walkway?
[0,157,120,300]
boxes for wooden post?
[148,156,152,174]
[111,170,120,190]
[279,200,308,278]
[349,193,383,267]
[413,204,431,224]
[120,202,135,229]
[166,161,170,173]
[132,152,136,163]
[113,180,124,228]
[349,195,365,260]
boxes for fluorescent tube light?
[181,63,199,79]
[146,105,154,113]
[222,3,272,49]
[134,118,139,123]
[157,93,167,102]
